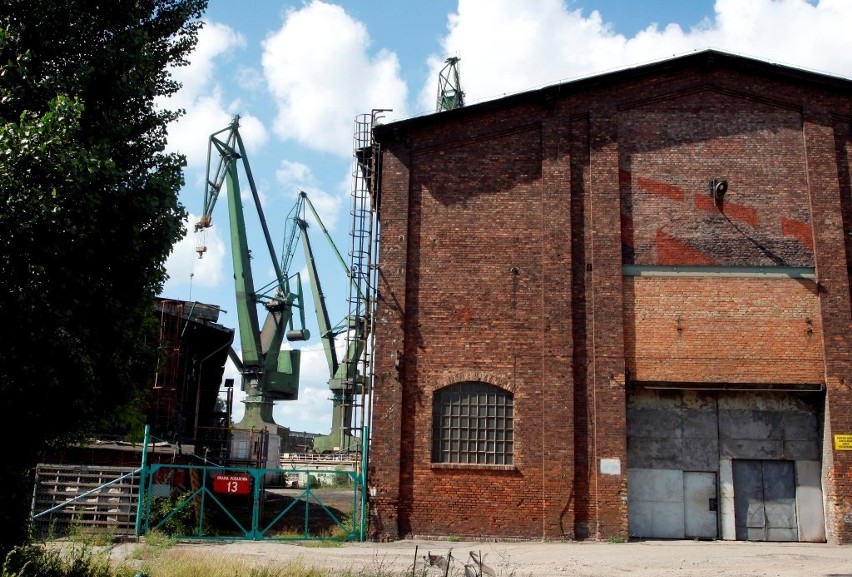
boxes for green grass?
[125,529,177,561]
[1,543,114,577]
[301,540,345,548]
[2,541,408,577]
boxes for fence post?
[134,424,150,536]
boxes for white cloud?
[161,20,268,170]
[304,188,345,233]
[232,114,269,153]
[275,161,345,232]
[420,0,852,112]
[277,160,316,190]
[171,21,246,104]
[707,0,852,77]
[261,1,409,157]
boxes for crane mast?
[195,116,309,454]
[288,191,367,453]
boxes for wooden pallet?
[31,463,140,537]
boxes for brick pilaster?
[805,111,852,544]
[368,141,411,541]
[587,106,628,539]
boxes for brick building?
[366,50,852,543]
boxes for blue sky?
[158,0,851,436]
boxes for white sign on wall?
[600,458,621,475]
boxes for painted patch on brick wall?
[620,89,813,267]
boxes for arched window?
[431,381,514,465]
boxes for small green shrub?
[330,469,351,488]
[147,492,195,536]
[67,524,115,547]
[1,543,113,577]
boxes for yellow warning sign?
[834,434,852,450]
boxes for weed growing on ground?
[1,543,113,577]
[67,525,116,547]
[302,540,345,548]
[125,530,177,562]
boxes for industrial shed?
[366,49,852,543]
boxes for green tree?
[0,0,207,554]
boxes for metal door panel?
[651,502,686,539]
[684,471,717,539]
[627,468,684,538]
[629,468,683,502]
[733,459,798,542]
[733,460,763,540]
[628,488,684,539]
[795,461,826,542]
[767,528,798,541]
[764,502,797,528]
[762,461,797,541]
[628,499,652,538]
[746,501,766,528]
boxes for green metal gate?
[30,430,368,542]
[136,428,369,542]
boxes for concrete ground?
[102,537,852,576]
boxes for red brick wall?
[619,90,813,267]
[805,113,852,543]
[370,54,852,543]
[835,118,852,543]
[367,144,411,541]
[587,106,629,539]
[383,112,576,540]
[625,277,824,384]
[569,112,593,538]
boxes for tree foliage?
[0,0,207,553]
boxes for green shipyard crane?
[195,116,310,438]
[286,191,367,454]
[436,56,464,112]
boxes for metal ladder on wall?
[345,110,387,455]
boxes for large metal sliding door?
[732,460,797,541]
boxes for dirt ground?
[102,537,852,576]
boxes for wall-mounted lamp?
[709,179,728,206]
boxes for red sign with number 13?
[213,473,251,495]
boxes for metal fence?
[30,429,368,542]
[139,462,364,541]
